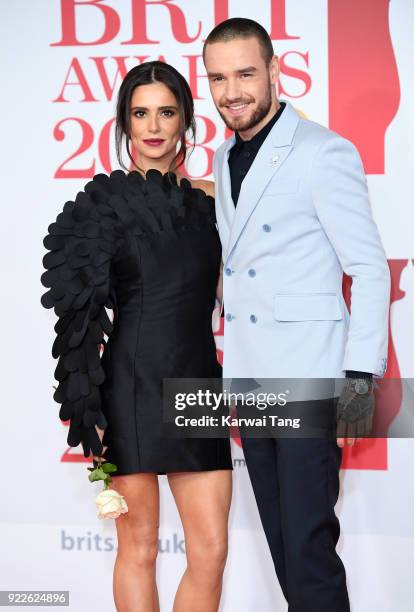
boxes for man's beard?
[218,82,272,133]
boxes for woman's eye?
[134,110,145,118]
[161,109,175,117]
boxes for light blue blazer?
[213,101,390,383]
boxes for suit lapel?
[218,137,236,231]
[224,101,300,263]
[215,136,235,260]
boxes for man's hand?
[336,378,375,448]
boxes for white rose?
[96,489,128,519]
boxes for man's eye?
[212,76,223,82]
[240,73,252,78]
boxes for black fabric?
[41,169,232,474]
[345,370,373,378]
[241,428,350,611]
[228,102,286,206]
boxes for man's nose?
[224,78,242,103]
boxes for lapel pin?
[271,155,280,166]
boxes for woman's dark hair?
[115,61,196,173]
[203,18,274,65]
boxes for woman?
[41,61,232,612]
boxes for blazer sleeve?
[40,175,125,457]
[310,135,391,377]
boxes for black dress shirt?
[225,101,372,380]
[228,102,286,206]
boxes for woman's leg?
[110,473,160,612]
[167,470,232,612]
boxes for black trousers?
[241,434,350,611]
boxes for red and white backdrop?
[2,1,413,610]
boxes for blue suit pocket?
[274,292,343,321]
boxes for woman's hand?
[93,425,108,463]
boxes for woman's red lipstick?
[143,139,165,147]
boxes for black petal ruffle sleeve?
[41,175,125,458]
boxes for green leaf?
[88,467,107,483]
[101,462,118,474]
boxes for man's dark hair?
[203,18,274,64]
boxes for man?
[203,18,390,611]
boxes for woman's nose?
[148,114,160,133]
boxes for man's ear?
[269,55,280,85]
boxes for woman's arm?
[216,260,223,309]
[189,179,223,309]
[40,177,125,459]
[191,179,215,198]
[190,180,222,303]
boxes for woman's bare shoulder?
[190,179,215,198]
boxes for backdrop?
[1,1,413,610]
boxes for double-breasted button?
[226,313,234,322]
[225,267,233,276]
[250,314,257,323]
[262,224,271,232]
[248,268,256,277]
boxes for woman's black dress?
[41,169,232,475]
